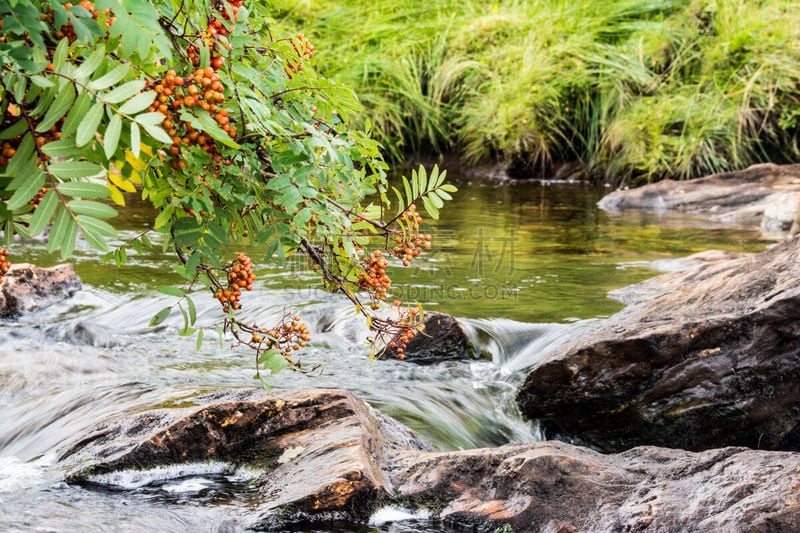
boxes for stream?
[0,175,771,532]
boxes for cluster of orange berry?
[1,125,62,169]
[214,252,255,312]
[386,307,424,360]
[28,187,49,209]
[391,205,431,266]
[0,248,10,285]
[285,33,315,78]
[44,2,114,42]
[250,314,311,358]
[147,67,234,169]
[358,250,392,307]
[0,140,17,167]
[186,0,241,68]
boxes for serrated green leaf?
[88,63,131,90]
[36,83,76,132]
[195,328,204,351]
[49,161,105,179]
[434,166,447,187]
[6,171,45,210]
[79,216,109,252]
[69,199,117,218]
[47,206,71,253]
[6,133,35,178]
[141,124,173,145]
[428,191,444,208]
[434,188,453,201]
[258,349,289,375]
[422,195,440,220]
[104,80,146,104]
[186,294,197,325]
[8,75,26,107]
[40,139,80,158]
[134,112,165,126]
[60,216,78,259]
[149,307,171,327]
[29,75,55,89]
[76,214,116,237]
[62,92,93,137]
[104,114,122,159]
[27,189,57,236]
[52,38,69,71]
[74,48,106,80]
[439,184,457,193]
[0,119,29,140]
[57,181,110,198]
[120,21,138,57]
[118,91,156,115]
[178,327,196,337]
[76,101,105,147]
[402,176,412,205]
[130,122,141,158]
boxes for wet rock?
[516,236,800,452]
[58,388,800,531]
[386,311,475,363]
[598,163,800,237]
[610,249,749,305]
[0,263,82,318]
[392,441,800,532]
[60,388,430,530]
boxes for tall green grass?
[268,0,800,183]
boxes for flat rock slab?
[393,441,800,532]
[598,163,800,236]
[0,263,81,317]
[517,236,800,452]
[60,388,429,530]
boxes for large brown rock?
[60,388,429,530]
[59,388,800,531]
[598,163,800,236]
[392,441,800,532]
[516,237,800,452]
[0,263,82,317]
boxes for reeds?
[271,0,800,183]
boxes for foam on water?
[0,456,47,494]
[87,462,232,489]
[368,505,431,526]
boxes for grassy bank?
[267,0,800,184]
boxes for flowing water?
[0,175,771,532]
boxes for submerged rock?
[598,163,800,237]
[60,388,800,531]
[0,263,82,317]
[516,237,800,452]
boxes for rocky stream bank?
[5,164,800,531]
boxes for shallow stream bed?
[0,176,771,532]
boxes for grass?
[268,0,800,184]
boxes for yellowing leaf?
[108,168,137,192]
[108,182,125,206]
[125,150,148,171]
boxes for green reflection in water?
[12,179,771,323]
